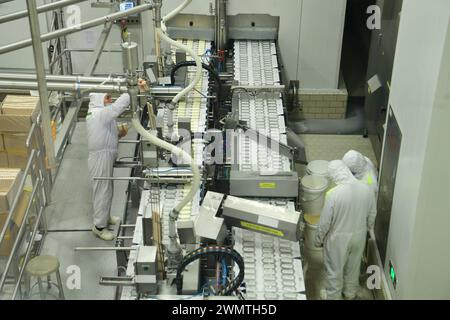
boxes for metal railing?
[0,115,52,300]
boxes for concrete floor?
[296,133,377,300]
[38,121,136,300]
[38,124,377,300]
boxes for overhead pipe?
[0,80,185,97]
[0,73,127,84]
[0,0,88,24]
[0,80,127,94]
[0,2,155,55]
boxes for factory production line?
[85,0,306,300]
[114,37,306,300]
[0,0,309,300]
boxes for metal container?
[121,42,139,75]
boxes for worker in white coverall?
[87,80,146,241]
[315,160,377,300]
[342,150,378,198]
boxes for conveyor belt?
[233,40,290,172]
[121,40,210,300]
[232,40,304,300]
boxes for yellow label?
[259,182,277,189]
[240,221,284,237]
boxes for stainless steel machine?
[0,0,307,300]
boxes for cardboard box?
[0,152,8,167]
[3,133,29,156]
[0,189,32,257]
[0,115,34,133]
[1,95,39,116]
[0,95,39,133]
[0,169,22,212]
[6,153,28,170]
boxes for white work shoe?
[108,216,121,225]
[343,293,357,300]
[92,226,115,241]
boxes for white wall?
[162,0,347,88]
[64,2,143,75]
[0,0,50,71]
[409,18,450,299]
[0,0,346,89]
[382,0,450,299]
[298,0,346,89]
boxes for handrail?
[0,0,88,25]
[0,113,52,299]
[0,150,37,246]
[0,182,40,292]
[0,3,155,55]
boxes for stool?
[25,255,65,300]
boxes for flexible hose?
[170,61,221,92]
[174,246,245,296]
[156,28,203,106]
[132,118,201,219]
[162,0,192,24]
[135,0,203,269]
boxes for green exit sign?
[389,260,397,289]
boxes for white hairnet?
[328,160,356,185]
[342,150,367,176]
[89,93,107,109]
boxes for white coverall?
[315,160,377,300]
[342,150,378,198]
[86,93,130,228]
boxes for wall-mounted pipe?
[0,3,154,55]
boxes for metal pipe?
[0,73,127,84]
[0,80,183,96]
[0,135,36,249]
[84,20,114,76]
[0,184,40,292]
[74,247,135,251]
[27,0,57,176]
[93,177,149,181]
[118,140,141,144]
[0,0,87,24]
[215,0,228,52]
[49,48,122,69]
[0,80,126,93]
[0,3,154,55]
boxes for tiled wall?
[289,88,349,120]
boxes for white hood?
[342,150,368,178]
[89,93,106,110]
[328,160,357,185]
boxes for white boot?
[92,226,115,241]
[108,216,121,225]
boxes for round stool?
[25,255,65,300]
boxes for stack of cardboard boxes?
[0,169,31,257]
[0,95,39,169]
